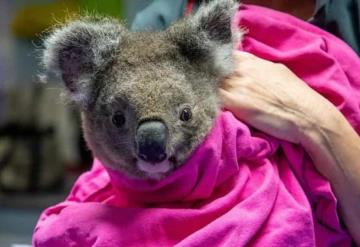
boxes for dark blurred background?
[0,1,152,246]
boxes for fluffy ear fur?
[170,0,241,76]
[42,17,124,106]
[193,0,239,44]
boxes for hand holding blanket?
[220,49,360,244]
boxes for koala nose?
[136,121,167,163]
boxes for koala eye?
[112,111,126,128]
[180,107,192,122]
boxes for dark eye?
[180,107,192,122]
[112,112,126,128]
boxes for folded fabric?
[33,4,360,247]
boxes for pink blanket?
[33,5,360,247]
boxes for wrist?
[297,107,348,181]
[297,96,343,143]
[298,106,360,186]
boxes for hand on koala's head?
[42,0,241,180]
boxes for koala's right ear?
[168,0,241,78]
[42,18,124,107]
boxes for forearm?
[299,109,360,244]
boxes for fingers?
[231,51,261,76]
[221,72,253,92]
[232,50,255,61]
[218,88,234,106]
[232,50,274,66]
[218,87,247,113]
[218,88,242,115]
[220,76,234,91]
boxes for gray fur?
[42,0,242,179]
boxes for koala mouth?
[137,159,170,173]
[136,156,177,179]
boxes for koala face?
[42,0,241,180]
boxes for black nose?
[136,121,167,163]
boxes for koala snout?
[136,121,168,163]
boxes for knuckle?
[275,63,288,71]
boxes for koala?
[42,0,242,180]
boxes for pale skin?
[219,51,360,244]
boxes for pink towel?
[33,4,360,247]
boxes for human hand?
[219,51,338,145]
[219,51,360,244]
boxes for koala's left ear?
[42,17,125,107]
[170,0,242,77]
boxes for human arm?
[219,51,360,244]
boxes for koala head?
[42,0,241,180]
